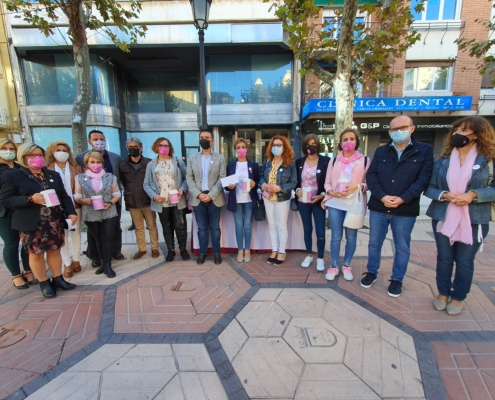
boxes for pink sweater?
[321,156,370,209]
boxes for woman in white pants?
[259,135,297,266]
[46,141,82,278]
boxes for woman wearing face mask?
[74,152,121,278]
[295,134,330,271]
[259,135,297,266]
[143,138,189,261]
[321,129,369,281]
[225,138,260,262]
[46,141,83,278]
[0,143,78,299]
[0,139,38,289]
[425,116,495,315]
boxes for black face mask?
[199,139,211,150]
[306,145,318,155]
[128,148,141,157]
[451,134,472,148]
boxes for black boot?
[52,275,76,291]
[103,263,116,278]
[95,265,104,275]
[166,250,176,262]
[180,249,190,261]
[39,279,56,299]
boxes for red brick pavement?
[0,290,103,398]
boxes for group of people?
[0,115,493,314]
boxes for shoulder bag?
[487,160,495,222]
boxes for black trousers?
[158,206,187,252]
[87,201,122,259]
[85,216,118,264]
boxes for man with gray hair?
[119,138,160,259]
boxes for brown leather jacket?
[47,162,83,209]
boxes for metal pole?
[198,29,207,129]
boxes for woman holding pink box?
[225,138,260,262]
[74,152,121,278]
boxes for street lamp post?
[189,0,212,130]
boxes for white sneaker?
[325,267,339,281]
[301,256,313,268]
[316,258,325,272]
[342,266,354,281]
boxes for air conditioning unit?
[0,108,8,127]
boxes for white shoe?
[342,265,354,281]
[301,256,313,268]
[316,258,325,272]
[325,267,339,281]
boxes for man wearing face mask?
[186,129,226,265]
[118,138,159,260]
[75,130,124,265]
[362,116,434,298]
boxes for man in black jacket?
[119,138,159,260]
[361,116,434,298]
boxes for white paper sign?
[221,174,239,187]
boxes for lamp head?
[189,0,212,30]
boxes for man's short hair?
[88,130,105,141]
[199,129,213,140]
[126,137,143,147]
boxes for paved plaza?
[0,210,495,399]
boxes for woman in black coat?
[0,143,78,299]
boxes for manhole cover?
[0,328,27,348]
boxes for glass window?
[126,70,198,113]
[23,54,117,106]
[403,67,451,92]
[126,132,182,159]
[206,54,293,105]
[32,126,121,156]
[323,17,365,41]
[411,0,459,21]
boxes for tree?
[2,0,147,153]
[264,0,424,140]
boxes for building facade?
[3,0,300,161]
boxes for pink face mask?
[236,148,247,158]
[89,164,103,173]
[342,140,356,153]
[27,156,45,169]
[158,146,169,156]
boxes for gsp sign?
[302,96,473,118]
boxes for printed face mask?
[451,134,471,148]
[54,151,69,162]
[342,141,356,153]
[158,146,169,156]
[390,130,410,145]
[236,149,247,158]
[28,156,45,169]
[91,140,107,151]
[89,164,103,173]
[0,150,15,161]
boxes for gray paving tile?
[236,301,290,337]
[218,319,248,362]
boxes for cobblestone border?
[5,253,495,399]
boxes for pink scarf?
[337,150,363,175]
[85,169,105,193]
[438,145,477,245]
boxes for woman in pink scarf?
[425,116,495,315]
[74,152,121,278]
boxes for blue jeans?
[327,207,358,267]
[233,202,253,250]
[433,219,488,301]
[366,210,417,282]
[298,201,326,258]
[194,201,222,254]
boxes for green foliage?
[2,0,147,52]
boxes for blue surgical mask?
[390,130,410,145]
[271,147,283,157]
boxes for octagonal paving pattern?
[114,259,250,333]
[219,288,424,399]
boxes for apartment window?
[411,0,459,21]
[323,17,365,41]
[404,66,452,92]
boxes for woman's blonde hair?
[45,140,78,167]
[84,151,105,167]
[440,116,495,161]
[0,139,18,160]
[16,143,45,168]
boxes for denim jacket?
[259,159,297,202]
[425,155,495,224]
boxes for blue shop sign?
[302,96,473,118]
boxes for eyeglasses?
[128,146,140,149]
[26,154,43,158]
[389,125,412,132]
[272,144,283,148]
[158,145,169,148]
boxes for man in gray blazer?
[186,129,226,265]
[76,130,124,265]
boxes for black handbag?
[253,199,266,221]
[290,198,298,211]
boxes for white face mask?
[0,150,15,161]
[54,151,70,162]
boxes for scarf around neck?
[437,145,478,245]
[85,168,105,194]
[337,150,363,175]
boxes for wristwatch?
[320,192,326,197]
